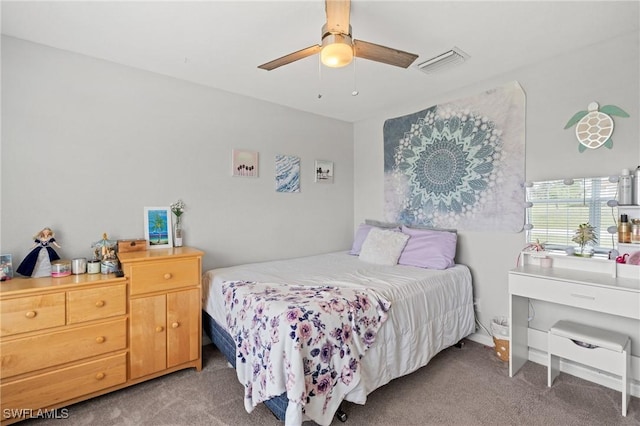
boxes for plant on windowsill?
[571,222,597,258]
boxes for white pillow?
[359,227,410,265]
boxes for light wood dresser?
[0,247,203,424]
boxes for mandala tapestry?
[383,81,525,232]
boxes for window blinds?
[526,177,618,252]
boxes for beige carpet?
[27,340,639,425]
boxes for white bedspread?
[202,251,475,419]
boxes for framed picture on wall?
[314,160,334,183]
[232,149,259,177]
[144,207,173,249]
[275,154,300,193]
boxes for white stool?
[548,320,631,416]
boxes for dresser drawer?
[509,273,639,319]
[0,293,66,337]
[0,353,126,418]
[67,284,126,324]
[129,258,199,296]
[0,318,127,379]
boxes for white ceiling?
[2,1,638,122]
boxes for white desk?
[508,252,640,378]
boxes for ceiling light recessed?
[417,47,469,74]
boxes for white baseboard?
[467,330,640,398]
[467,331,493,347]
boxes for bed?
[202,224,475,426]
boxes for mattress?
[202,251,474,421]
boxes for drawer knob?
[172,322,180,329]
[95,300,106,307]
[95,336,106,344]
[95,372,105,380]
[163,273,172,280]
[25,311,37,319]
[156,326,164,332]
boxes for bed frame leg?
[454,340,465,348]
[335,407,348,422]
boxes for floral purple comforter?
[222,280,391,426]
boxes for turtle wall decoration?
[564,102,629,153]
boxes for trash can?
[491,317,510,362]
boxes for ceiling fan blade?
[353,39,418,68]
[258,45,322,71]
[325,0,350,34]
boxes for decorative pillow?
[359,227,410,265]
[398,225,457,269]
[349,223,400,255]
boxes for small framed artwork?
[276,154,300,193]
[315,160,334,183]
[1,254,13,281]
[232,149,259,177]
[144,207,173,249]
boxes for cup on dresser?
[71,258,87,274]
[87,259,101,274]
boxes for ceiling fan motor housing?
[320,24,354,67]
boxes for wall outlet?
[474,298,481,313]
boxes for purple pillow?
[350,223,400,255]
[398,225,457,269]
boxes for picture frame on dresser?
[1,254,13,281]
[143,207,173,249]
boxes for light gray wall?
[354,31,640,346]
[1,36,354,272]
[2,29,639,351]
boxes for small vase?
[174,217,183,247]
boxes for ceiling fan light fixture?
[320,33,353,68]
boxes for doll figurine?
[16,227,62,277]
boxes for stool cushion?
[550,320,629,352]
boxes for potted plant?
[572,222,598,257]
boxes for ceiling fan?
[258,0,418,71]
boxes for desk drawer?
[509,274,639,319]
[0,318,126,379]
[67,284,126,324]
[0,293,66,337]
[129,258,199,296]
[0,353,126,417]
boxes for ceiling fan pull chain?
[317,55,323,99]
[352,56,359,96]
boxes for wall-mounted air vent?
[417,47,469,74]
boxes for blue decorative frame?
[144,207,173,249]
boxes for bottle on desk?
[631,219,640,243]
[618,169,633,205]
[618,214,631,243]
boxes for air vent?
[417,47,469,74]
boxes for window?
[526,176,619,255]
